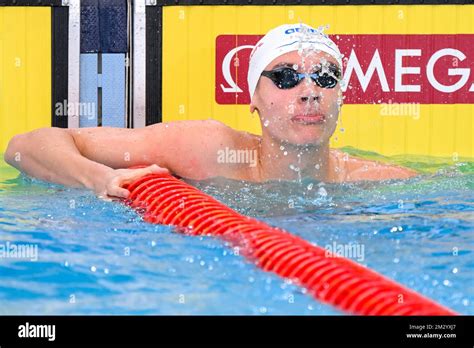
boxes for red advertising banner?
[216,34,474,104]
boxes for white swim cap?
[247,23,343,101]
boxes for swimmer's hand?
[95,164,169,200]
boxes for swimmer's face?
[251,50,342,146]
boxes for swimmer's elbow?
[402,167,419,179]
[384,166,418,180]
[346,164,418,182]
[4,134,24,166]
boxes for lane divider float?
[122,172,456,315]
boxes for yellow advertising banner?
[162,5,473,158]
[0,7,52,153]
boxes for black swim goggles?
[261,64,341,90]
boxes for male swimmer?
[4,23,417,199]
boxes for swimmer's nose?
[299,95,319,103]
[297,77,322,104]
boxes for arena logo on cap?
[216,34,474,105]
[284,27,318,34]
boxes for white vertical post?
[132,0,147,128]
[65,0,81,128]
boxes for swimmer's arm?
[4,119,230,188]
[67,119,231,179]
[4,127,116,189]
[344,157,418,182]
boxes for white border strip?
[66,0,81,128]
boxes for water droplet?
[307,183,313,190]
[318,187,327,197]
[289,164,300,172]
[263,120,270,127]
[104,268,109,274]
[393,258,400,263]
[91,266,97,272]
[452,268,458,274]
[280,145,285,151]
[443,279,452,287]
[283,151,288,156]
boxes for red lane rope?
[122,173,456,315]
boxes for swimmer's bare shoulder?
[185,120,261,181]
[329,149,418,182]
[144,119,244,180]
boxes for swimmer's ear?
[250,104,257,114]
[250,99,260,114]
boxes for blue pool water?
[0,154,472,315]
